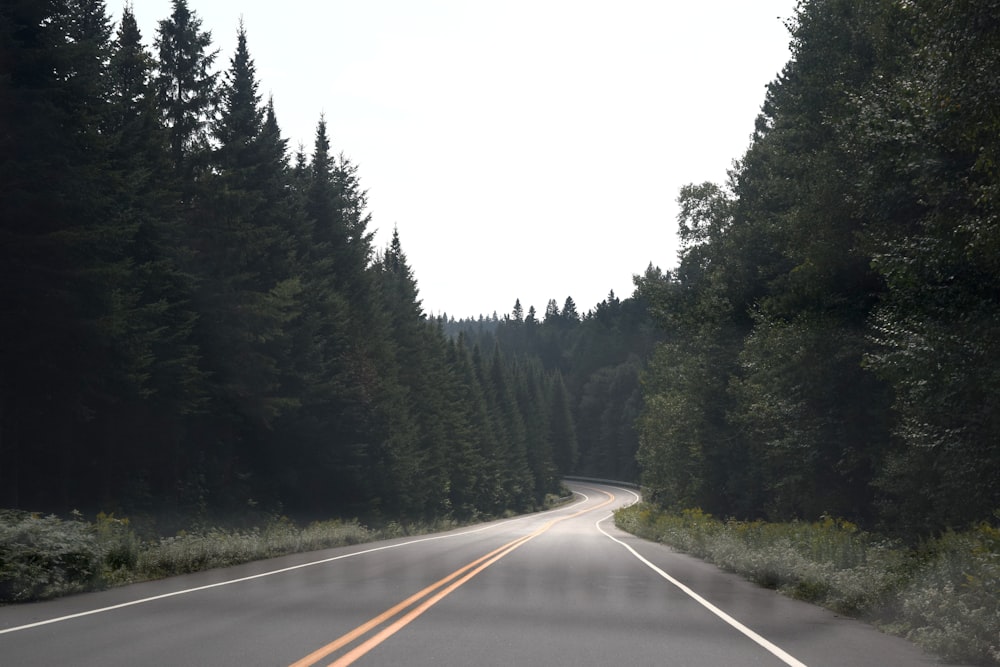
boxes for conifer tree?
[488,346,532,509]
[511,299,524,323]
[98,3,206,507]
[516,361,558,501]
[562,296,580,322]
[549,371,578,474]
[169,23,304,507]
[155,0,218,183]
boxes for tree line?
[6,0,996,540]
[444,289,662,485]
[635,0,1000,535]
[0,0,568,525]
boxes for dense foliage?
[636,0,1000,534]
[0,0,571,525]
[4,0,999,548]
[441,287,661,485]
[0,509,381,602]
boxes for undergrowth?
[615,503,1000,666]
[0,492,575,605]
[0,510,454,603]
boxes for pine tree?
[511,299,524,323]
[516,361,558,501]
[549,371,578,475]
[562,296,579,322]
[167,22,305,508]
[544,299,560,322]
[0,0,163,508]
[155,0,218,184]
[95,3,206,508]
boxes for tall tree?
[171,22,304,508]
[155,0,217,183]
[549,371,578,475]
[857,0,1000,531]
[95,2,205,509]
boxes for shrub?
[896,524,1000,664]
[614,504,1000,666]
[0,510,100,602]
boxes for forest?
[635,0,1000,536]
[0,0,655,529]
[2,0,999,542]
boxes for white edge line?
[0,494,589,636]
[595,490,808,667]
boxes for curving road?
[0,483,961,666]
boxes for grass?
[615,503,1000,666]
[0,491,574,605]
[0,510,459,603]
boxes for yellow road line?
[287,535,534,667]
[291,490,615,667]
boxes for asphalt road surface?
[0,483,961,666]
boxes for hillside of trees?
[635,0,1000,536]
[4,0,999,541]
[0,0,593,526]
[442,290,661,484]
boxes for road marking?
[0,500,587,636]
[287,534,535,667]
[595,492,809,667]
[291,490,616,667]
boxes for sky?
[115,0,798,319]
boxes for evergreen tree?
[511,299,524,323]
[543,299,560,322]
[855,0,1000,531]
[155,0,218,183]
[0,0,121,508]
[516,361,558,500]
[562,296,580,323]
[168,22,304,508]
[467,342,507,512]
[98,3,206,509]
[549,371,578,475]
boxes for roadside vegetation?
[0,509,377,603]
[615,503,1000,666]
[0,492,571,605]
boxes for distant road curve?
[0,483,961,666]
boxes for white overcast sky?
[115,1,797,318]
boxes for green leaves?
[636,0,1000,532]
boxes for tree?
[155,0,218,183]
[0,0,116,508]
[855,0,1000,531]
[511,299,524,323]
[544,299,560,322]
[97,2,206,509]
[549,371,578,475]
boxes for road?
[0,483,958,666]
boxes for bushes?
[0,510,379,602]
[0,510,101,601]
[0,499,566,604]
[896,524,1000,664]
[135,518,377,578]
[615,504,1000,665]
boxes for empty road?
[0,483,956,666]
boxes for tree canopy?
[2,0,997,539]
[0,0,569,526]
[636,0,1000,535]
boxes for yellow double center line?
[290,489,615,667]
